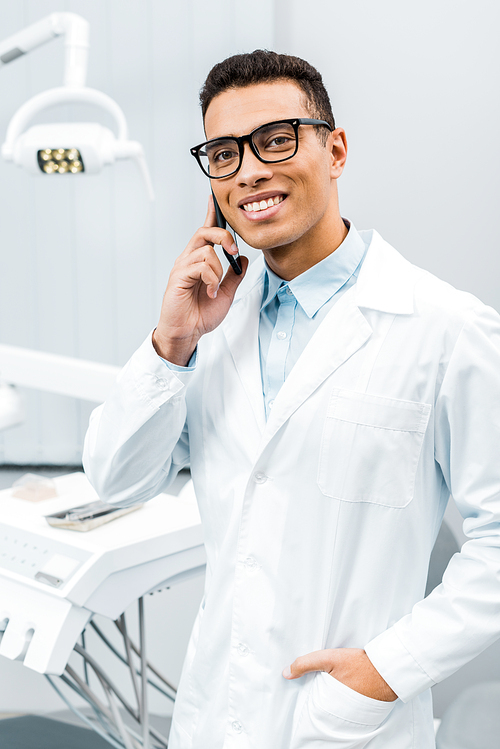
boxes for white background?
[0,0,498,722]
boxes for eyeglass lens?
[200,121,297,177]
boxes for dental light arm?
[0,13,89,88]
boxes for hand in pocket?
[286,649,398,749]
[283,647,397,703]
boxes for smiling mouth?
[241,195,285,212]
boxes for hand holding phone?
[212,190,243,275]
[152,196,247,366]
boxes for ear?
[328,127,347,179]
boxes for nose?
[236,141,273,187]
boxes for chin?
[237,225,300,252]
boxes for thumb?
[283,649,334,680]
[218,254,249,300]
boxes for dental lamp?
[0,13,154,199]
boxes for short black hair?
[200,50,335,143]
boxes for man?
[83,51,500,748]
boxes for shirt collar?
[261,220,368,318]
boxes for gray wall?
[0,0,499,722]
[275,0,500,311]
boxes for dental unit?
[0,343,205,749]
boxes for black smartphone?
[212,190,243,275]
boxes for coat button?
[232,720,243,734]
[237,643,249,656]
[155,377,169,390]
[244,557,257,569]
[253,472,267,484]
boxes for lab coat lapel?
[221,232,416,452]
[221,265,266,435]
[260,285,372,448]
[257,231,417,450]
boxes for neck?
[262,209,348,282]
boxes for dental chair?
[0,472,205,748]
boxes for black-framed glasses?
[190,118,333,179]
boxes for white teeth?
[242,195,284,212]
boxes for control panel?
[0,523,90,588]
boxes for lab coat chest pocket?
[318,389,431,507]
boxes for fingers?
[179,225,240,284]
[283,649,335,680]
[203,194,217,228]
[170,203,243,301]
[182,247,224,299]
[189,252,248,301]
[218,255,249,297]
[202,195,238,256]
[189,225,237,258]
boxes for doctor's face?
[204,81,346,254]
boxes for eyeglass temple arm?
[296,118,333,129]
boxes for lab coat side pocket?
[291,672,397,749]
[318,389,431,507]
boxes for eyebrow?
[206,118,291,141]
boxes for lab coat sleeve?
[83,331,195,507]
[364,305,500,702]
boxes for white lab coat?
[84,230,500,749]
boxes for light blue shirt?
[259,222,368,417]
[164,221,368,420]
